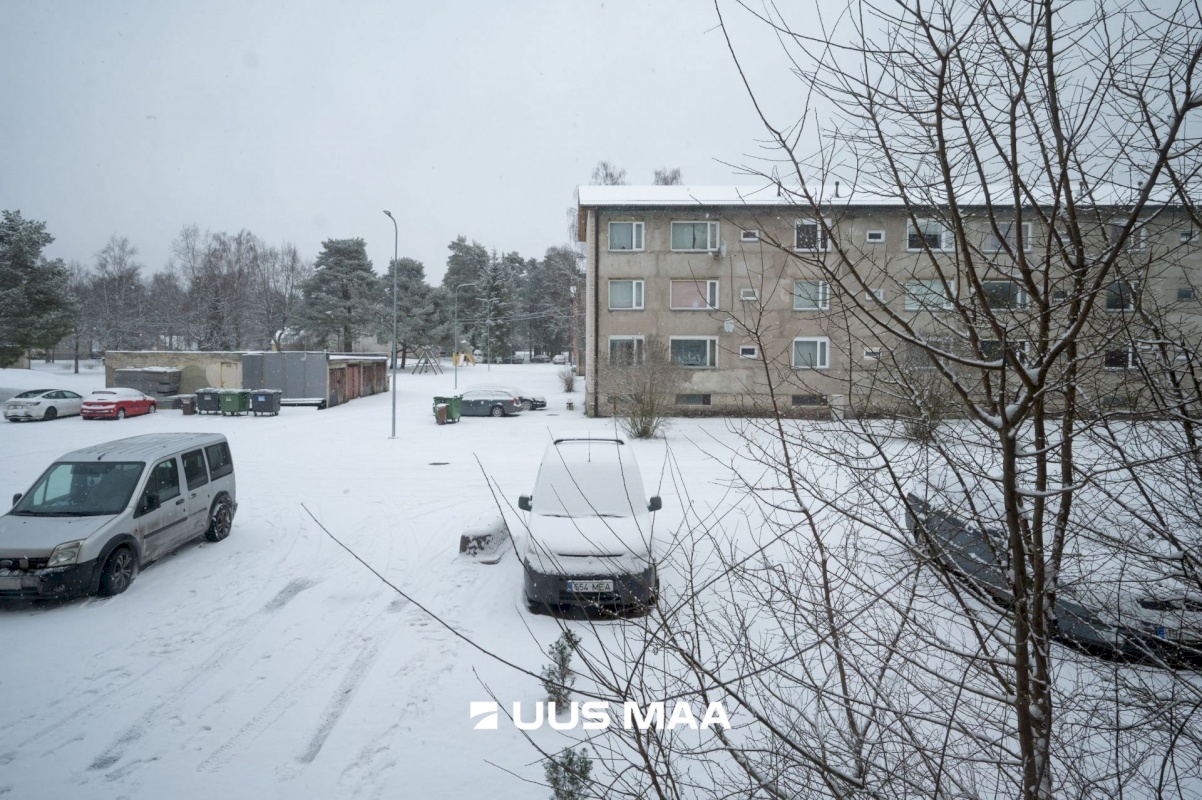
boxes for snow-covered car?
[905,492,1202,663]
[519,434,661,614]
[551,353,568,365]
[459,388,523,417]
[474,385,546,411]
[2,389,84,422]
[81,388,157,420]
[0,433,237,599]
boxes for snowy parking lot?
[0,361,729,798]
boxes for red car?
[81,388,158,420]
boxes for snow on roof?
[577,183,1185,209]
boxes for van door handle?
[175,498,185,505]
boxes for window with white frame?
[670,279,719,310]
[738,345,758,359]
[608,221,644,252]
[866,230,885,244]
[670,337,718,368]
[904,279,954,310]
[608,336,645,366]
[980,280,1028,311]
[670,221,720,251]
[865,288,886,303]
[1104,346,1138,370]
[794,219,830,252]
[907,219,953,251]
[1105,280,1137,311]
[740,229,759,242]
[792,337,830,369]
[739,287,758,301]
[863,348,881,360]
[981,339,1029,365]
[1107,222,1146,252]
[984,221,1032,252]
[608,279,644,310]
[793,280,830,310]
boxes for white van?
[518,434,661,614]
[0,433,237,599]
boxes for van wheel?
[98,546,138,596]
[490,405,504,418]
[206,498,233,542]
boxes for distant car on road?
[81,388,157,420]
[3,389,85,422]
[551,353,568,365]
[475,385,546,411]
[459,388,523,417]
[531,353,551,364]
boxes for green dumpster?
[219,389,251,415]
[433,395,462,423]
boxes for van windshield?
[12,462,145,517]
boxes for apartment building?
[576,184,1202,418]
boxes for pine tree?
[0,210,73,367]
[302,238,380,352]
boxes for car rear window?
[205,441,233,479]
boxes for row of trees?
[0,215,585,370]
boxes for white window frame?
[863,348,881,360]
[1107,222,1147,252]
[670,221,720,252]
[792,337,831,370]
[607,221,644,252]
[669,336,719,368]
[669,279,719,310]
[904,279,955,311]
[1104,280,1138,312]
[907,219,953,252]
[740,229,760,242]
[608,279,644,310]
[739,287,758,302]
[608,335,645,365]
[794,219,831,252]
[1104,345,1139,370]
[983,221,1033,253]
[981,339,1030,365]
[865,288,886,303]
[793,280,830,311]
[738,345,759,359]
[866,230,885,244]
[979,280,1029,311]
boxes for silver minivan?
[0,433,237,599]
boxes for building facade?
[577,185,1202,418]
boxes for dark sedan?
[475,385,546,411]
[460,389,523,417]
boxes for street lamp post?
[569,285,578,369]
[453,281,477,390]
[383,210,398,440]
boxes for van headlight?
[48,540,84,567]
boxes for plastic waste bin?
[219,389,251,416]
[433,395,463,423]
[181,397,196,416]
[195,388,221,414]
[435,403,448,425]
[250,389,282,416]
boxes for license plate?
[566,580,613,593]
[0,576,23,591]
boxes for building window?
[740,229,759,242]
[608,280,644,310]
[904,279,954,311]
[794,219,830,252]
[1107,222,1146,252]
[1105,280,1137,311]
[792,337,830,369]
[670,279,719,310]
[793,280,830,311]
[866,230,885,244]
[791,394,827,406]
[981,339,1029,365]
[675,394,712,406]
[738,345,758,359]
[608,221,644,252]
[671,221,720,252]
[1104,347,1138,370]
[984,222,1032,252]
[608,336,645,365]
[1180,230,1196,245]
[865,288,886,303]
[908,219,952,251]
[670,337,718,368]
[739,287,758,301]
[980,280,1027,310]
[863,348,881,360]
[1178,287,1195,301]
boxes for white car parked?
[2,389,85,422]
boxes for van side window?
[182,449,209,490]
[146,458,181,503]
[205,442,233,479]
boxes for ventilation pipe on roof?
[835,180,841,198]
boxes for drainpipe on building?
[592,209,601,418]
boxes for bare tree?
[652,167,682,185]
[91,235,148,351]
[591,160,628,186]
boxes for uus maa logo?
[470,700,731,731]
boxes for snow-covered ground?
[0,360,735,798]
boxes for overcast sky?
[1,1,801,284]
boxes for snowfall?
[0,359,736,799]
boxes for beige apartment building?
[576,185,1202,418]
